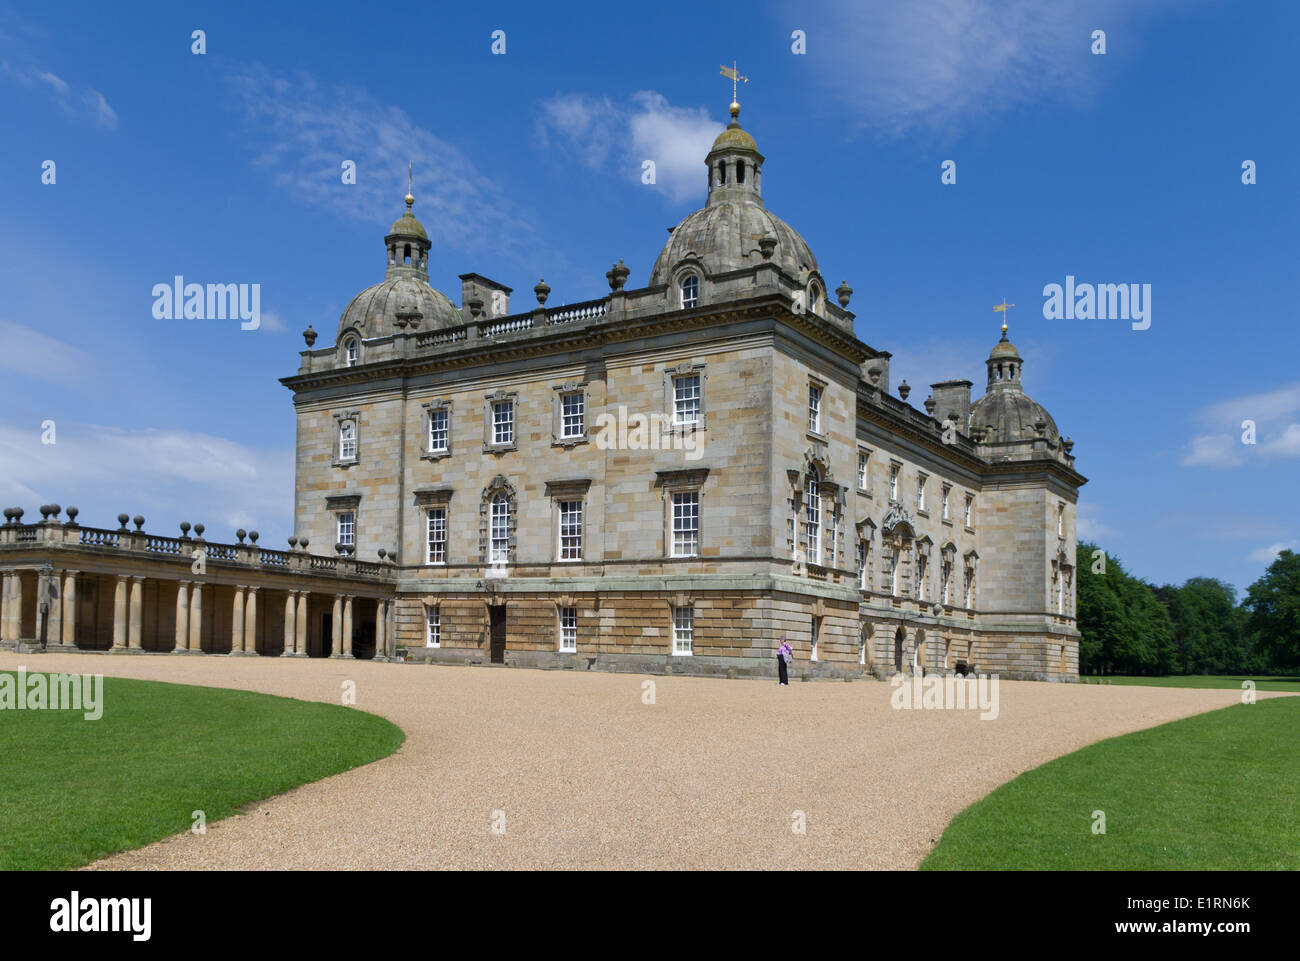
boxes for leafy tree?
[1158,578,1250,674]
[1244,549,1300,671]
[1076,542,1176,675]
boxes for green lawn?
[922,696,1299,870]
[0,672,404,870]
[1095,674,1300,693]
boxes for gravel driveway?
[0,653,1272,869]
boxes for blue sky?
[1,0,1296,594]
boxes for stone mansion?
[0,98,1085,680]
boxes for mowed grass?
[922,696,1299,870]
[0,672,404,870]
[1098,674,1300,693]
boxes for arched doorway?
[893,627,905,672]
[913,628,927,676]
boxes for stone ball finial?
[534,279,550,306]
[179,521,191,539]
[303,325,318,347]
[64,506,78,526]
[758,235,777,260]
[117,513,130,530]
[299,537,309,550]
[467,286,484,319]
[39,505,53,520]
[249,530,259,543]
[49,504,62,519]
[2,508,13,524]
[836,281,853,308]
[236,529,247,543]
[193,523,205,538]
[377,548,387,560]
[335,542,345,555]
[866,366,881,385]
[1063,436,1075,453]
[898,380,911,401]
[133,515,145,531]
[288,535,299,549]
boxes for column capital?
[246,585,260,594]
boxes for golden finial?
[993,299,1015,338]
[720,61,749,118]
[404,162,414,208]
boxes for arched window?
[718,162,727,185]
[344,338,359,367]
[736,161,745,183]
[490,493,510,564]
[680,274,699,309]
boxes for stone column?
[375,600,387,660]
[295,591,309,657]
[60,571,77,646]
[1,572,11,641]
[189,582,204,652]
[243,586,259,655]
[330,595,344,658]
[10,574,23,642]
[341,595,354,658]
[174,580,190,653]
[111,574,129,651]
[231,586,246,654]
[282,590,297,656]
[127,576,144,650]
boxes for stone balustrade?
[0,508,396,659]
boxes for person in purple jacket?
[777,636,792,686]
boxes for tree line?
[1075,542,1300,676]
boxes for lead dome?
[649,103,819,286]
[336,193,463,340]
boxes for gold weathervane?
[720,61,749,114]
[405,162,414,206]
[993,299,1015,336]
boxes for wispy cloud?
[0,422,292,544]
[223,61,533,254]
[82,88,117,129]
[1181,382,1300,468]
[536,90,721,204]
[1,60,117,129]
[1076,502,1116,542]
[0,319,98,386]
[807,0,1183,140]
[1247,541,1297,564]
[257,309,290,334]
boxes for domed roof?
[988,337,1021,360]
[970,389,1059,444]
[650,200,818,286]
[338,276,462,337]
[711,122,757,153]
[387,209,428,242]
